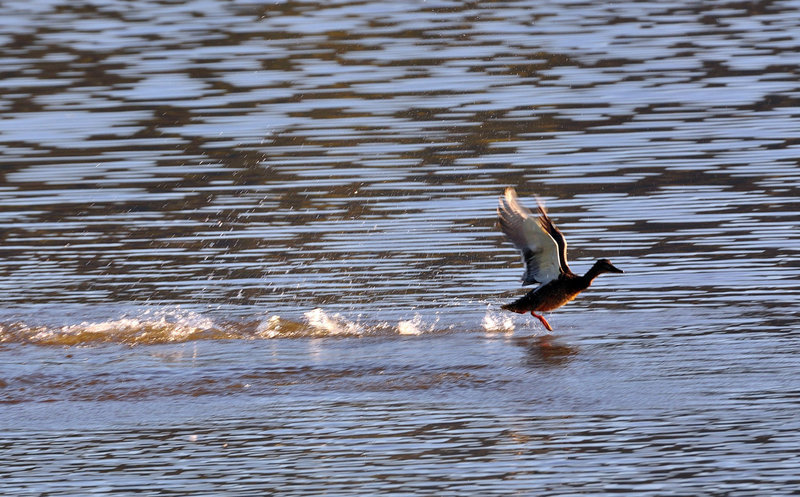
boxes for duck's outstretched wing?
[534,197,572,275]
[497,187,561,286]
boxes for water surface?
[1,0,800,495]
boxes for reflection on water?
[1,0,800,494]
[515,335,578,366]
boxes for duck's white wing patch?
[497,187,561,286]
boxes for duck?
[497,187,623,331]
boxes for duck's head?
[594,258,624,275]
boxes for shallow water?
[2,0,800,495]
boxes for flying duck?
[497,187,623,331]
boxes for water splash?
[397,314,439,335]
[256,309,377,338]
[255,315,287,339]
[0,308,222,345]
[482,309,515,334]
[0,307,455,345]
[304,308,368,336]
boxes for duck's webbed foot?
[531,311,553,332]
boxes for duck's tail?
[501,297,528,314]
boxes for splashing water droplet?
[482,310,514,334]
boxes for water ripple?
[1,0,800,494]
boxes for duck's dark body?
[503,275,586,313]
[502,260,617,314]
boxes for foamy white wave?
[304,308,366,336]
[4,307,221,345]
[482,309,515,334]
[1,307,450,345]
[397,314,438,335]
[255,315,288,339]
[254,310,446,338]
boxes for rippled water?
[2,0,800,495]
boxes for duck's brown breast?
[537,285,583,311]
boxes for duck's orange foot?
[531,311,553,331]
